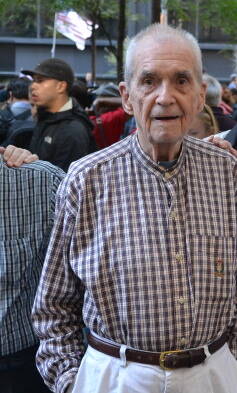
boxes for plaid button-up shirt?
[0,157,64,356]
[32,134,237,393]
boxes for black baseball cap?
[21,58,75,91]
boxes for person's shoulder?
[185,135,237,163]
[68,135,133,176]
[56,106,93,132]
[24,160,65,179]
[0,107,13,123]
[3,159,65,181]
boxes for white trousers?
[69,343,237,393]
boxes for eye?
[177,77,188,86]
[33,76,47,83]
[143,77,154,86]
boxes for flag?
[55,11,94,50]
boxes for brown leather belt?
[88,332,227,370]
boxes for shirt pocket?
[187,234,237,337]
[187,234,236,302]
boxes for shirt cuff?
[56,368,78,393]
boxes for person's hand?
[0,145,39,167]
[206,135,237,158]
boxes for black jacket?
[30,101,96,171]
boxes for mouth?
[153,116,180,121]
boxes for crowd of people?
[0,60,131,171]
[1,54,237,161]
[1,22,237,393]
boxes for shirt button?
[175,253,183,263]
[164,172,171,180]
[171,211,178,221]
[180,337,187,346]
[177,297,186,305]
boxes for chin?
[149,132,177,145]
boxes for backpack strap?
[0,107,14,123]
[0,107,14,142]
[14,109,32,120]
[0,108,32,145]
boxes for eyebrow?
[175,71,192,79]
[140,69,193,80]
[140,70,156,79]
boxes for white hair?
[202,73,222,107]
[124,23,203,86]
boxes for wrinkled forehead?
[132,35,202,83]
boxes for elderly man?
[32,24,237,393]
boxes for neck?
[138,135,182,162]
[46,95,69,113]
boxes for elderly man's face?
[120,38,206,161]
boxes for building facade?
[0,1,236,83]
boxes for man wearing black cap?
[22,58,96,172]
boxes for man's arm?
[227,293,237,358]
[227,163,237,358]
[32,174,85,393]
[0,145,38,167]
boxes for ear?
[119,81,134,116]
[57,80,67,94]
[8,91,13,103]
[197,81,207,112]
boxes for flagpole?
[160,0,168,25]
[51,13,57,58]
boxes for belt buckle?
[160,350,182,370]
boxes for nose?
[155,81,175,106]
[30,81,38,93]
[30,81,36,90]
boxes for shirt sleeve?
[227,161,237,358]
[32,172,85,393]
[38,165,65,264]
[228,291,237,358]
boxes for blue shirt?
[0,156,64,356]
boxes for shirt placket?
[164,172,194,349]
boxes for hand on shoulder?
[0,145,39,167]
[206,135,237,158]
